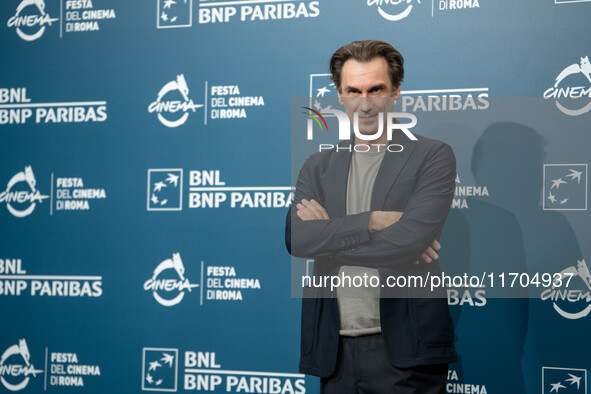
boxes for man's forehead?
[341,58,391,86]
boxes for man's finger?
[301,200,322,219]
[421,253,433,264]
[297,204,315,221]
[296,203,309,217]
[296,208,308,221]
[432,240,441,251]
[302,199,325,220]
[424,247,439,260]
[309,199,329,219]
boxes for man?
[286,40,457,393]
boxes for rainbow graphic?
[303,107,328,130]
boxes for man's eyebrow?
[368,83,388,91]
[344,85,361,92]
[343,83,388,92]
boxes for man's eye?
[371,89,388,97]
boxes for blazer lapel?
[325,140,352,218]
[371,132,417,210]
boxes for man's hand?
[368,211,403,233]
[414,239,440,265]
[368,212,440,264]
[296,199,329,221]
[296,202,441,264]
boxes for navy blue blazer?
[286,131,458,377]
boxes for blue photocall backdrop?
[1,0,590,393]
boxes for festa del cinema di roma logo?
[144,253,199,307]
[367,0,420,21]
[366,0,480,20]
[541,259,591,320]
[0,166,48,218]
[0,339,43,391]
[544,55,591,116]
[7,0,58,41]
[7,0,59,41]
[148,74,203,128]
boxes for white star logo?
[565,373,582,389]
[161,353,174,367]
[166,173,179,187]
[566,169,583,184]
[154,181,167,192]
[550,382,566,393]
[316,86,330,97]
[551,178,567,189]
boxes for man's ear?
[393,85,401,100]
[337,90,343,106]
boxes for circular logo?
[148,75,203,128]
[543,56,591,116]
[7,0,58,42]
[541,260,591,320]
[367,0,419,21]
[0,339,42,391]
[1,166,49,218]
[143,253,199,306]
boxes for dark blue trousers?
[321,334,447,394]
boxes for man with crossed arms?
[286,40,457,393]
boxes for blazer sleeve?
[336,142,456,266]
[286,156,372,258]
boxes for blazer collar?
[325,132,417,217]
[371,131,416,210]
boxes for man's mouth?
[359,113,378,120]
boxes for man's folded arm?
[337,143,456,265]
[287,157,373,258]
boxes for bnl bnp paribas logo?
[308,73,489,115]
[6,0,58,41]
[544,56,591,116]
[142,348,178,391]
[157,0,192,28]
[142,348,305,392]
[305,73,488,152]
[0,339,43,391]
[156,0,319,27]
[543,367,587,394]
[147,169,292,210]
[543,164,587,211]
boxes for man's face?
[338,57,400,136]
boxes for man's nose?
[359,96,372,112]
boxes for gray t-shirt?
[337,148,385,336]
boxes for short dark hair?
[329,40,404,93]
